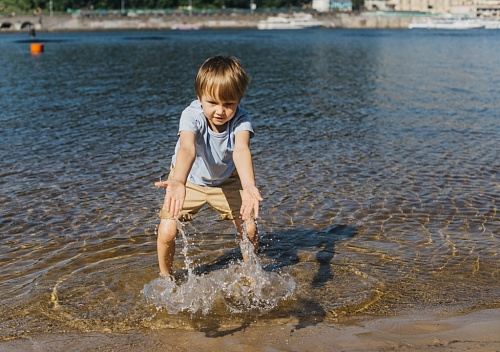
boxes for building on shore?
[313,0,353,12]
[363,0,500,16]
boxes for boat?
[408,18,434,29]
[171,22,203,30]
[483,20,500,29]
[409,16,485,30]
[257,13,322,30]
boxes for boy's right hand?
[155,179,186,218]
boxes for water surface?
[1,29,499,339]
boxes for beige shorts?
[159,166,243,221]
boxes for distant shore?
[0,12,415,32]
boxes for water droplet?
[143,218,295,315]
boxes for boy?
[154,55,263,280]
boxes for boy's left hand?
[240,186,263,220]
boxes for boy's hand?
[240,186,263,221]
[155,179,186,218]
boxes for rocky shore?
[0,12,414,32]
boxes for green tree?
[351,0,363,11]
[1,0,317,12]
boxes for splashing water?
[142,219,296,315]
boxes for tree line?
[1,0,317,13]
[1,0,363,14]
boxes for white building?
[312,0,331,12]
[364,0,500,14]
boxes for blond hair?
[195,56,250,102]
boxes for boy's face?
[199,94,239,133]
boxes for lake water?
[1,28,499,340]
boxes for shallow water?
[0,29,499,339]
[142,219,295,316]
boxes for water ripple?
[1,29,499,339]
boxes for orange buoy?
[30,43,44,54]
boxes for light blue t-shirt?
[172,100,254,187]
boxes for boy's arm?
[233,131,263,220]
[155,131,196,218]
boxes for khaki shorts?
[159,166,243,221]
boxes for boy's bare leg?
[157,219,178,278]
[233,217,258,258]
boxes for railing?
[66,7,318,16]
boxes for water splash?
[142,218,295,315]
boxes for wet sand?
[2,309,499,351]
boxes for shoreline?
[0,12,415,32]
[1,308,499,351]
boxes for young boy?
[154,55,263,280]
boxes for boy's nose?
[215,105,224,115]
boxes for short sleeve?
[178,106,201,135]
[233,110,254,139]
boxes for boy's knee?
[158,219,178,244]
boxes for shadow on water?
[13,39,71,43]
[192,316,254,338]
[262,224,358,331]
[189,224,357,336]
[122,36,170,41]
[261,224,357,280]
